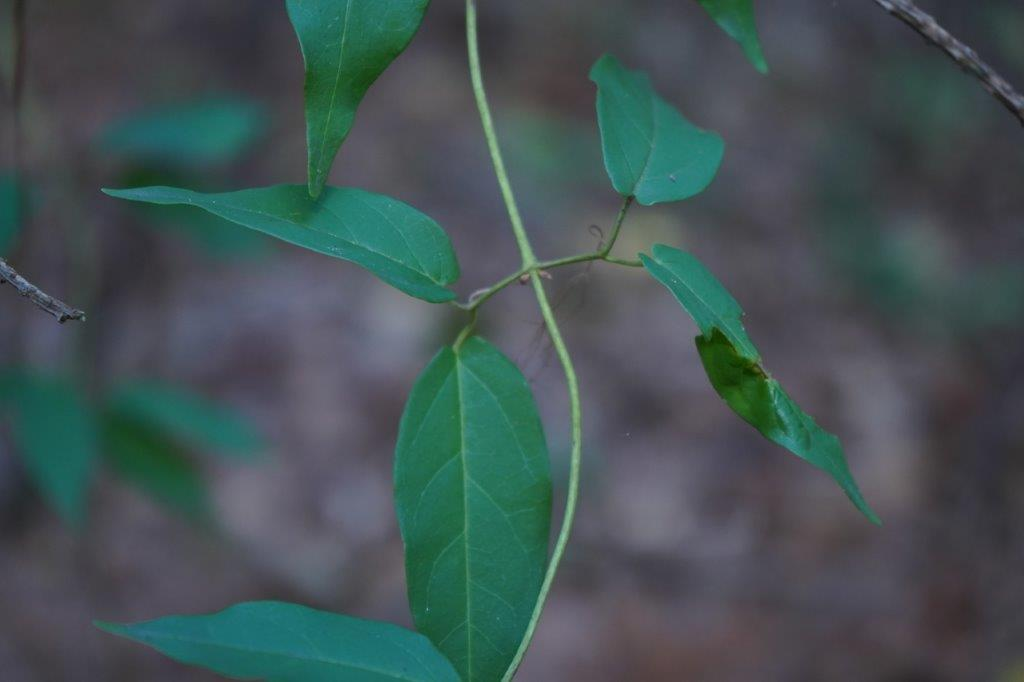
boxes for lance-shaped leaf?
[97,601,461,681]
[103,185,460,303]
[102,413,212,522]
[108,381,264,460]
[641,244,879,524]
[0,371,98,527]
[141,204,273,260]
[287,0,431,198]
[591,54,725,206]
[395,337,552,681]
[697,0,769,74]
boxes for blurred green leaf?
[813,132,1023,339]
[97,601,461,681]
[103,185,461,303]
[100,97,267,168]
[986,4,1024,69]
[697,0,769,74]
[102,413,211,522]
[286,0,430,198]
[107,381,264,460]
[505,111,605,200]
[944,263,1024,335]
[873,56,983,152]
[591,54,724,206]
[0,370,99,527]
[0,174,23,257]
[395,337,552,681]
[641,245,879,524]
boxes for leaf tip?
[841,472,883,526]
[94,620,127,637]
[745,44,770,75]
[856,498,883,527]
[589,52,617,80]
[102,187,156,203]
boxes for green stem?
[452,196,637,312]
[453,308,478,350]
[600,196,634,257]
[454,245,641,312]
[465,2,583,678]
[606,255,643,267]
[499,270,582,682]
[466,0,535,269]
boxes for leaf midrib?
[454,352,474,679]
[632,84,660,195]
[315,0,355,181]
[204,196,447,288]
[647,252,754,358]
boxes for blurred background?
[1,1,1023,680]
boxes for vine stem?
[465,1,590,678]
[466,0,535,269]
[601,196,634,257]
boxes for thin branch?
[873,0,1024,126]
[3,0,85,323]
[599,196,634,258]
[0,258,86,323]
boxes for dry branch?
[0,258,86,323]
[873,0,1024,126]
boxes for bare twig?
[873,0,1024,126]
[0,258,86,323]
[3,0,85,323]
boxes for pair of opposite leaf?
[101,2,875,681]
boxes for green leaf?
[102,413,211,522]
[0,174,23,257]
[112,167,272,260]
[697,0,769,74]
[640,244,759,361]
[286,0,431,198]
[590,54,725,206]
[395,337,552,681]
[0,371,98,527]
[96,601,461,681]
[102,185,460,303]
[641,244,879,524]
[142,204,274,260]
[99,97,268,168]
[108,381,263,460]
